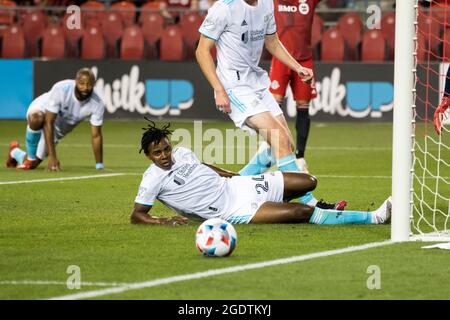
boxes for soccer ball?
[195,218,237,257]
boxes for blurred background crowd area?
[1,0,448,61]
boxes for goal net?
[411,0,450,240]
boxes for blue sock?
[11,147,26,165]
[276,154,315,204]
[239,144,275,176]
[25,126,42,161]
[309,207,373,225]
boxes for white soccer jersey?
[199,0,277,92]
[29,80,105,137]
[135,147,233,220]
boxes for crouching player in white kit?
[130,120,391,226]
[5,68,105,171]
[195,0,346,210]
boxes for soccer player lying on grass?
[5,68,105,172]
[130,120,391,226]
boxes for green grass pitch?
[0,119,449,300]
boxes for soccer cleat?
[372,197,392,224]
[295,157,309,174]
[16,158,39,171]
[5,141,19,168]
[316,199,348,211]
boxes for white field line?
[0,173,127,185]
[48,240,394,300]
[0,280,129,287]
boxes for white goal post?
[392,0,450,242]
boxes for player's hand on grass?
[46,157,60,172]
[434,96,450,135]
[167,216,189,226]
[297,66,313,84]
[214,89,231,114]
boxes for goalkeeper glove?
[434,96,450,135]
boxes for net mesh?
[412,0,450,239]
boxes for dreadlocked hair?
[139,117,173,155]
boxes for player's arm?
[264,33,313,83]
[91,125,104,169]
[43,111,60,171]
[195,35,231,113]
[203,163,238,178]
[130,203,188,225]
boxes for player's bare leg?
[251,201,313,223]
[246,111,292,159]
[281,172,317,202]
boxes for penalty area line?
[48,240,394,300]
[0,173,128,185]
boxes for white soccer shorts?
[221,171,285,224]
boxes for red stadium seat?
[39,24,66,58]
[1,24,26,58]
[0,0,16,26]
[320,27,346,62]
[416,29,427,62]
[139,11,164,59]
[179,12,204,59]
[101,11,124,58]
[112,1,136,27]
[337,12,363,60]
[381,12,395,60]
[120,25,145,59]
[361,29,387,62]
[62,13,84,58]
[160,24,186,61]
[417,10,442,58]
[311,14,324,60]
[22,10,47,57]
[81,1,105,27]
[80,25,105,59]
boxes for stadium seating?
[417,10,442,58]
[62,12,84,58]
[80,25,105,59]
[320,27,346,61]
[381,12,395,60]
[22,10,47,57]
[120,25,145,59]
[0,24,26,58]
[38,24,66,58]
[337,12,363,60]
[361,29,387,62]
[81,0,105,27]
[159,24,186,61]
[101,11,124,58]
[311,14,324,60]
[139,11,164,59]
[0,0,16,26]
[179,12,204,59]
[112,1,136,27]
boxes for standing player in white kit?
[195,0,346,210]
[5,68,105,172]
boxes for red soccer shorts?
[269,57,317,102]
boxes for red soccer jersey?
[274,0,320,60]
